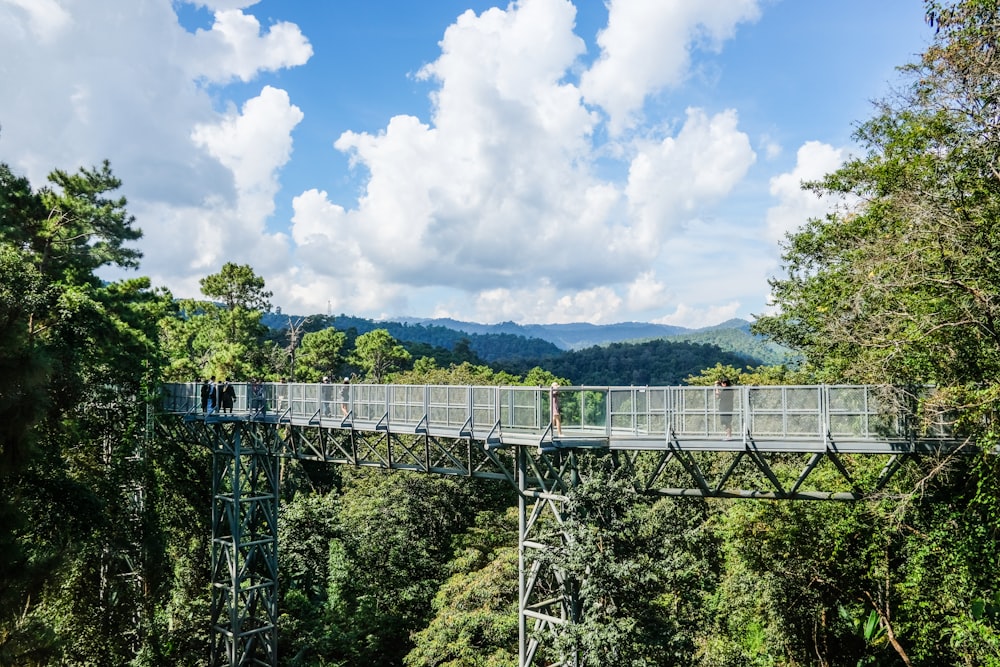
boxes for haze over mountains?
[395,317,693,350]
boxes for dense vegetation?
[261,312,777,386]
[661,319,800,367]
[3,2,1000,665]
[529,338,754,386]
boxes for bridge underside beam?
[613,447,945,500]
[282,424,518,484]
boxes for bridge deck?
[160,382,958,455]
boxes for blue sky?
[0,0,931,327]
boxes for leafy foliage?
[753,0,1000,392]
[294,327,347,382]
[348,329,412,383]
[542,454,719,666]
[159,263,275,381]
[535,339,755,386]
[749,2,1000,662]
[404,509,519,667]
[0,160,171,664]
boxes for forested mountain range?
[262,312,799,384]
[265,311,693,353]
[394,316,690,349]
[529,339,754,385]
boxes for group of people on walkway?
[197,377,350,418]
[199,377,236,415]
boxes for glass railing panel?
[383,385,414,424]
[289,383,319,419]
[267,384,290,413]
[425,385,448,428]
[748,387,820,438]
[827,385,901,439]
[502,387,542,430]
[914,387,955,438]
[352,384,386,421]
[315,384,337,418]
[472,387,497,429]
[609,389,639,433]
[577,389,608,429]
[446,386,470,427]
[785,413,823,437]
[674,411,710,436]
[783,386,821,411]
[749,412,786,437]
[672,386,740,438]
[607,388,669,436]
[161,383,191,412]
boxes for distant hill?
[660,319,800,367]
[397,316,798,366]
[398,317,690,350]
[293,314,564,364]
[532,339,757,386]
[262,312,799,377]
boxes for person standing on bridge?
[220,379,235,414]
[250,378,265,419]
[207,376,219,415]
[550,382,563,437]
[340,377,351,417]
[715,377,735,439]
[200,378,210,413]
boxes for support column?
[518,447,583,667]
[209,421,280,667]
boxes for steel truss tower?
[184,418,281,667]
[518,447,584,667]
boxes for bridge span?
[161,381,953,453]
[155,381,962,667]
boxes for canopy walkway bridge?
[155,381,963,667]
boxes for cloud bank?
[0,0,861,327]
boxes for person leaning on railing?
[250,378,266,418]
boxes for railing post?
[424,384,430,427]
[821,384,830,441]
[466,385,472,431]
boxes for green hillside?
[527,338,757,386]
[660,319,801,367]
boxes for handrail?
[159,382,955,444]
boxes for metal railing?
[159,382,953,443]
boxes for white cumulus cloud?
[0,0,884,329]
[766,140,849,243]
[580,0,761,133]
[290,0,762,325]
[185,8,313,83]
[0,0,71,42]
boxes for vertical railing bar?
[668,387,675,437]
[821,385,829,441]
[467,385,473,432]
[605,388,611,438]
[424,384,430,429]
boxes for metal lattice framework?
[153,381,970,667]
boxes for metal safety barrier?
[160,382,953,447]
